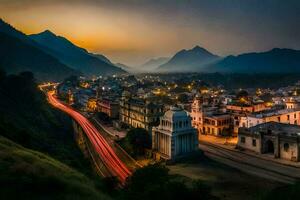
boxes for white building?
[239,108,300,128]
[152,106,198,161]
[190,95,203,131]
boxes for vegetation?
[118,163,217,200]
[0,136,111,200]
[97,112,112,124]
[0,70,90,174]
[118,128,151,158]
[263,182,300,200]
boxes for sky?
[0,0,299,66]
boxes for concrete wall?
[237,134,261,153]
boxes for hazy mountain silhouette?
[208,48,300,73]
[158,46,220,72]
[141,57,169,72]
[0,19,79,81]
[30,30,125,76]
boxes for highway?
[47,91,131,183]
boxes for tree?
[178,93,189,103]
[97,112,111,123]
[120,128,151,157]
[236,90,249,99]
[120,164,216,200]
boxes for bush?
[119,163,217,200]
[119,128,151,157]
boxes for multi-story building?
[202,114,231,136]
[152,106,198,161]
[119,92,163,132]
[239,108,300,128]
[226,102,268,113]
[191,95,232,136]
[97,98,119,119]
[190,95,203,131]
[237,122,300,162]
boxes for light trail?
[47,91,131,183]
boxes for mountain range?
[0,19,79,81]
[29,30,125,76]
[156,45,300,73]
[0,19,125,81]
[140,57,170,71]
[158,46,220,72]
[208,48,300,73]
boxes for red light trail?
[47,92,131,183]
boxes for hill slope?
[140,57,169,72]
[208,48,300,73]
[158,46,219,72]
[0,19,79,81]
[0,136,111,200]
[30,30,126,76]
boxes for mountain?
[158,46,220,72]
[140,57,169,72]
[29,30,125,76]
[209,48,300,73]
[115,63,131,71]
[0,19,79,81]
[90,53,113,64]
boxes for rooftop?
[248,122,300,137]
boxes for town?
[56,73,300,165]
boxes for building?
[152,106,198,160]
[191,95,232,136]
[202,114,231,136]
[97,98,119,119]
[226,102,268,113]
[239,108,300,128]
[119,92,163,132]
[237,122,300,162]
[190,95,203,131]
[87,97,97,112]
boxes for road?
[91,118,143,170]
[199,141,300,184]
[47,91,131,183]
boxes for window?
[241,137,245,143]
[283,143,289,152]
[287,115,290,120]
[252,139,256,147]
[242,123,246,127]
[278,117,281,122]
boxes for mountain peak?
[192,45,204,50]
[39,30,56,37]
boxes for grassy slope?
[168,152,282,200]
[0,136,111,200]
[0,73,90,174]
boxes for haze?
[0,0,299,66]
